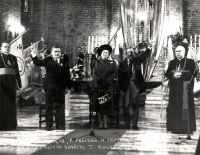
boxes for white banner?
[10,36,28,89]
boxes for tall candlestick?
[88,36,90,53]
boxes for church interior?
[1,0,200,154]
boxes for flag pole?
[107,27,121,45]
[23,37,45,52]
[10,28,30,45]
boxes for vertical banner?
[30,43,43,85]
[21,0,28,13]
[10,36,28,90]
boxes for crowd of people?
[0,40,197,134]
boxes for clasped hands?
[174,71,182,79]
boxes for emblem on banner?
[33,72,39,79]
[17,57,25,76]
[17,44,23,50]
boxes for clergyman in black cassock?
[0,41,22,130]
[165,45,196,134]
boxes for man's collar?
[177,57,185,61]
[53,57,60,60]
[1,51,9,55]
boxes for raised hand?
[31,43,38,55]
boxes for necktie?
[128,60,132,77]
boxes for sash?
[182,81,190,120]
[0,68,15,75]
[172,70,189,73]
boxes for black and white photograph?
[0,0,200,154]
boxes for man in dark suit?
[31,44,70,131]
[118,47,146,130]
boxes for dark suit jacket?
[118,58,146,93]
[32,54,71,90]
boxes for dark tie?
[128,60,132,77]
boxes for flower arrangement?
[70,64,85,81]
[170,32,189,52]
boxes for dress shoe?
[46,126,52,131]
[132,126,139,130]
[98,122,103,129]
[56,126,65,130]
[124,123,131,129]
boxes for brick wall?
[183,0,200,39]
[0,0,21,42]
[26,0,120,66]
[1,1,200,47]
[1,0,200,66]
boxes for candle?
[115,35,119,55]
[190,36,192,46]
[88,36,90,53]
[98,36,101,46]
[194,35,197,51]
[199,35,200,53]
[101,36,104,44]
[91,36,94,53]
[95,36,98,47]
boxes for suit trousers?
[45,87,65,128]
[123,80,139,128]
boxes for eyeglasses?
[53,51,61,53]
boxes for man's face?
[175,48,185,59]
[51,48,61,59]
[1,43,10,54]
[127,49,134,58]
[101,50,109,59]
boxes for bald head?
[175,46,185,59]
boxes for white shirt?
[54,58,60,64]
